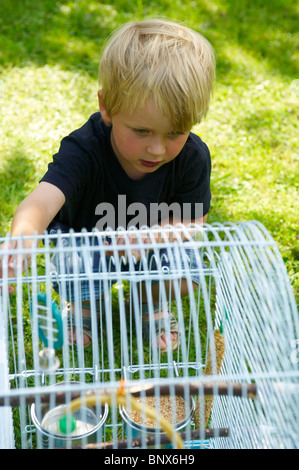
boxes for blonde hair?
[98,19,215,131]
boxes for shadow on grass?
[209,0,298,79]
[0,0,298,79]
[0,145,36,234]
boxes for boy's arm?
[153,213,207,243]
[162,214,207,228]
[11,181,66,241]
[110,214,207,261]
[0,182,65,285]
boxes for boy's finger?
[0,285,15,295]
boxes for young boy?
[2,19,215,351]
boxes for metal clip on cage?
[0,221,298,449]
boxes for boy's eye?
[134,129,149,135]
[133,129,186,137]
[168,131,184,137]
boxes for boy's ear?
[98,90,112,123]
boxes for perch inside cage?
[0,221,298,449]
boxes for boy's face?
[99,92,190,180]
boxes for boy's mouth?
[140,160,161,168]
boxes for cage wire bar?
[0,221,298,449]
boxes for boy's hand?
[0,240,17,294]
[105,233,150,261]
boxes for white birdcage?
[0,221,298,449]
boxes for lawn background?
[0,0,298,302]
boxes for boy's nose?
[146,138,166,157]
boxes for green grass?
[2,10,297,449]
[1,1,298,447]
[1,0,298,301]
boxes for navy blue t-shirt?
[41,113,211,232]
